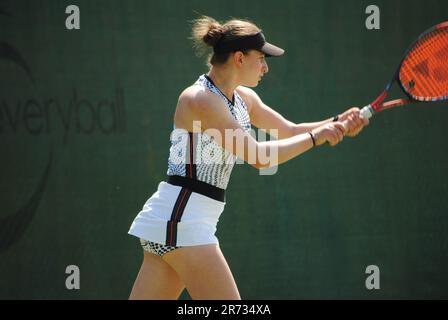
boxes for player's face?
[240,50,269,87]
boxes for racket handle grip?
[360,105,374,119]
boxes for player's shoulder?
[235,85,257,100]
[178,85,226,114]
[236,86,261,113]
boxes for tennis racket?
[360,21,448,119]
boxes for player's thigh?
[163,244,241,300]
[130,251,185,300]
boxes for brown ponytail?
[190,15,261,66]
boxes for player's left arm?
[237,86,368,139]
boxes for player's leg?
[129,250,185,300]
[163,244,241,300]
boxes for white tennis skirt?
[128,181,226,246]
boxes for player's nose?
[262,60,269,74]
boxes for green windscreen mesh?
[1,0,447,299]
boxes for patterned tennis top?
[167,74,251,190]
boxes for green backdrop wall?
[1,0,447,299]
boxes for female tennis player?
[128,15,369,300]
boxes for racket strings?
[402,29,447,98]
[399,25,448,101]
[418,28,448,91]
[410,31,445,98]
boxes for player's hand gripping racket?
[360,21,448,119]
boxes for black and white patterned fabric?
[140,239,179,256]
[166,74,251,190]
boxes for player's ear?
[233,51,245,66]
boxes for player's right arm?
[174,86,345,169]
